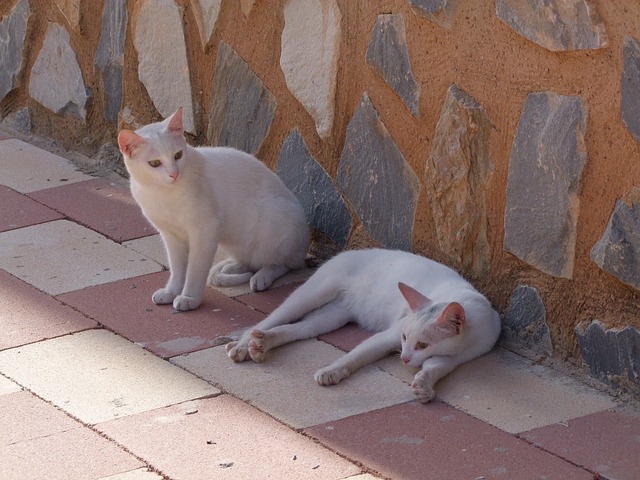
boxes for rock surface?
[621,36,640,144]
[133,0,195,133]
[426,85,492,275]
[190,0,222,48]
[281,0,341,138]
[207,42,276,155]
[504,92,587,279]
[408,0,461,29]
[496,0,608,52]
[366,14,420,116]
[0,0,29,103]
[337,94,419,250]
[502,285,553,357]
[591,188,640,291]
[94,0,127,124]
[276,129,351,248]
[29,22,88,120]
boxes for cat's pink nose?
[401,356,410,365]
[168,172,179,180]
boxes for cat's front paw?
[152,288,178,305]
[226,341,250,362]
[314,366,350,386]
[172,294,201,311]
[250,274,271,292]
[411,375,436,403]
[248,330,267,362]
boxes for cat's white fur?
[117,108,309,311]
[227,248,501,402]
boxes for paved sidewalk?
[0,135,638,480]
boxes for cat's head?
[117,108,187,186]
[397,282,465,367]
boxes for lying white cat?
[227,248,501,402]
[117,108,309,311]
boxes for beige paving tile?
[0,330,219,425]
[98,469,163,480]
[123,235,313,296]
[97,395,361,480]
[173,340,415,428]
[0,139,93,193]
[376,347,616,433]
[0,220,162,295]
[0,374,20,396]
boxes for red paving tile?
[28,178,155,242]
[0,185,63,232]
[236,282,301,313]
[519,408,640,480]
[57,272,265,358]
[0,390,143,479]
[0,269,97,350]
[305,401,593,480]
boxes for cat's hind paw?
[226,341,250,362]
[248,330,267,362]
[172,294,202,311]
[152,288,178,305]
[314,366,350,386]
[411,376,436,403]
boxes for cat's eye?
[415,341,429,350]
[174,150,183,160]
[148,159,162,168]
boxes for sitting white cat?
[227,248,501,402]
[117,108,309,311]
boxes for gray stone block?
[590,188,640,291]
[337,93,419,250]
[504,92,587,279]
[0,0,29,103]
[576,320,640,393]
[366,14,420,116]
[408,0,461,29]
[621,36,640,144]
[496,0,608,52]
[426,85,492,275]
[502,285,552,357]
[276,129,351,248]
[208,42,277,155]
[94,0,127,124]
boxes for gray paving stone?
[504,92,587,278]
[173,341,415,429]
[621,36,640,143]
[496,0,608,51]
[208,41,276,154]
[0,330,219,425]
[426,84,492,275]
[0,139,93,192]
[366,14,420,116]
[376,347,615,433]
[0,220,162,295]
[591,188,640,290]
[191,0,221,47]
[337,93,419,250]
[276,129,351,247]
[0,0,29,103]
[94,0,127,124]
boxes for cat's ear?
[398,282,431,312]
[118,130,145,158]
[436,302,465,335]
[166,108,184,134]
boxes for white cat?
[227,248,501,402]
[117,108,310,311]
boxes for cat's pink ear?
[436,302,465,335]
[398,282,431,312]
[167,108,184,134]
[118,130,145,158]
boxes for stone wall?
[1,0,639,396]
